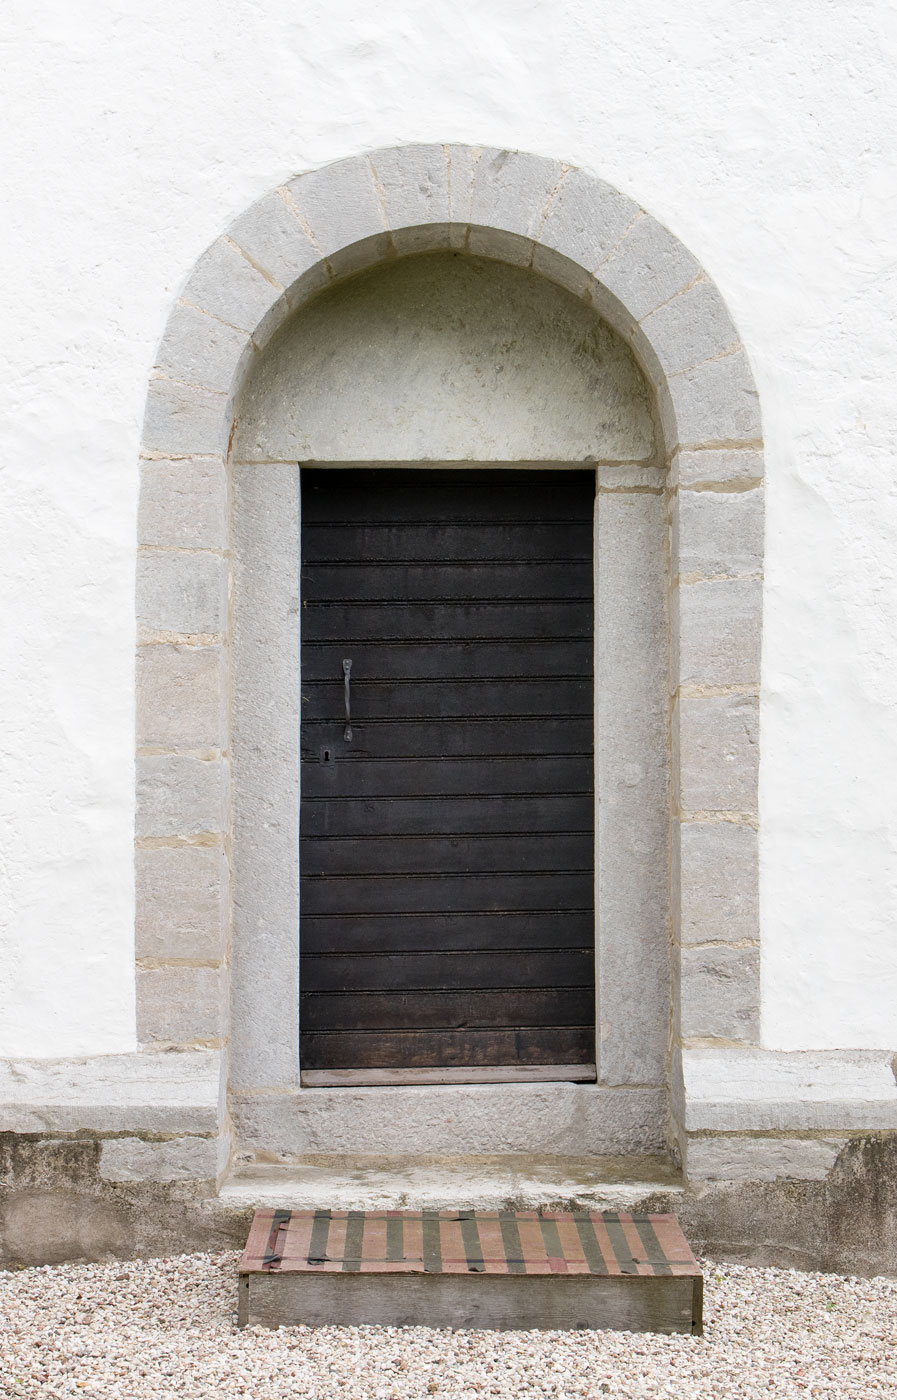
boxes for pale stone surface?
[674,579,762,687]
[685,1134,847,1182]
[596,490,670,1086]
[221,1155,682,1212]
[230,463,300,1091]
[640,278,740,378]
[136,551,226,639]
[597,213,702,322]
[136,644,225,750]
[674,486,764,578]
[597,464,666,489]
[98,1134,222,1182]
[677,693,759,812]
[136,755,228,838]
[672,448,764,488]
[182,235,282,331]
[232,252,655,463]
[154,300,252,394]
[470,147,565,240]
[286,154,388,258]
[136,965,225,1045]
[136,846,228,961]
[138,458,227,550]
[227,188,322,290]
[681,1048,897,1131]
[141,375,228,457]
[678,822,759,944]
[369,143,451,240]
[680,944,760,1042]
[0,1051,222,1134]
[666,349,763,449]
[536,166,640,277]
[230,1084,668,1157]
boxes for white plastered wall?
[2,1,896,1055]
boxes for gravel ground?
[1,1251,896,1398]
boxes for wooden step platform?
[238,1208,703,1334]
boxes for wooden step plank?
[238,1209,702,1334]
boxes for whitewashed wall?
[2,0,896,1056]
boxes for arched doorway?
[136,145,763,1163]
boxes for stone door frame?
[135,143,763,1155]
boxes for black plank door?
[299,468,595,1075]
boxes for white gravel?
[1,1251,896,1398]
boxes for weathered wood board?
[238,1208,703,1335]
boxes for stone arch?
[135,144,763,1158]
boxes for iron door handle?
[343,658,353,741]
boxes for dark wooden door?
[299,468,595,1077]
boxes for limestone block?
[465,225,536,269]
[665,349,762,450]
[154,301,252,395]
[672,448,764,489]
[681,1048,897,1132]
[596,490,670,1085]
[142,375,228,457]
[368,143,451,252]
[680,944,760,1043]
[678,821,759,944]
[138,458,227,550]
[136,845,228,962]
[230,463,301,1092]
[227,188,323,291]
[136,550,226,639]
[137,965,225,1045]
[286,154,388,260]
[0,1050,222,1135]
[673,487,764,579]
[182,235,282,333]
[597,214,702,323]
[136,755,228,838]
[597,464,666,490]
[640,279,740,379]
[685,1134,847,1183]
[674,579,762,688]
[470,147,566,241]
[136,644,225,750]
[676,693,759,813]
[536,166,640,278]
[98,1135,221,1183]
[230,1084,667,1158]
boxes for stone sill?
[0,1048,223,1135]
[678,1048,897,1132]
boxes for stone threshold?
[219,1153,684,1214]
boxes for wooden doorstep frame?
[300,1064,599,1087]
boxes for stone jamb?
[136,143,764,1160]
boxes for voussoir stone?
[182,236,282,332]
[640,278,741,379]
[597,213,703,323]
[536,165,640,278]
[286,153,388,259]
[227,188,323,291]
[154,301,252,395]
[668,349,762,448]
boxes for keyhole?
[322,748,331,763]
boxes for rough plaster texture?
[232,253,655,463]
[1,1,895,1060]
